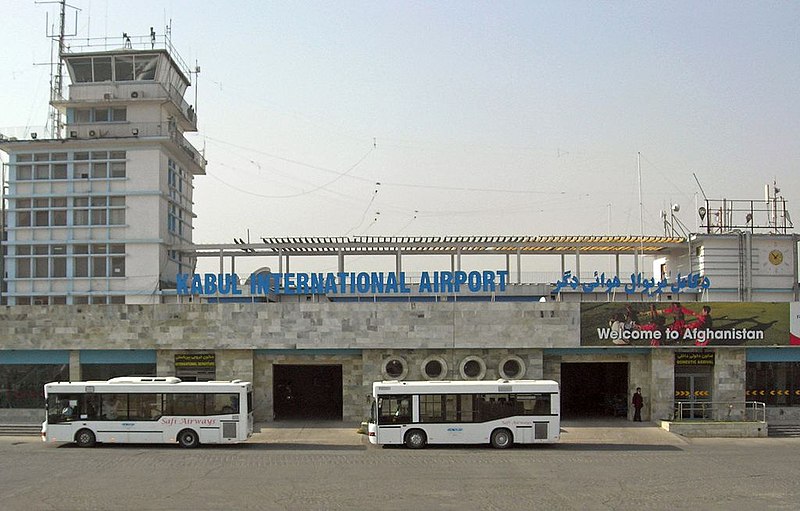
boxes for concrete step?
[0,424,41,436]
[768,424,800,438]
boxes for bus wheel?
[490,428,513,449]
[178,429,199,448]
[75,429,96,448]
[404,429,427,449]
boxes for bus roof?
[372,379,559,395]
[44,378,252,393]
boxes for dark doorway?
[273,365,343,420]
[561,362,628,418]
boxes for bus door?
[376,394,412,444]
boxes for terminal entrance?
[273,364,343,420]
[561,362,628,419]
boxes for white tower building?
[0,33,203,304]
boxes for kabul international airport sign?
[580,302,793,348]
[176,270,510,296]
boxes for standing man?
[632,387,644,422]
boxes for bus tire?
[178,429,199,448]
[490,428,513,449]
[75,429,96,448]
[404,429,427,449]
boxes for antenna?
[692,172,708,201]
[637,152,643,273]
[38,0,80,139]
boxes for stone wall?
[0,302,579,350]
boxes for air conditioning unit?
[69,131,78,138]
[103,92,113,100]
[30,132,38,139]
[130,90,142,99]
[88,130,97,137]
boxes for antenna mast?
[41,0,79,139]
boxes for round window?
[421,356,448,380]
[382,357,407,380]
[499,356,525,379]
[459,356,486,380]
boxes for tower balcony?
[53,82,197,131]
[64,121,206,174]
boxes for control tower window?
[71,57,93,82]
[115,55,134,81]
[67,54,158,83]
[134,56,158,80]
[93,57,112,82]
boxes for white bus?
[369,380,560,449]
[42,377,253,448]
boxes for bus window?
[166,393,204,416]
[419,394,442,422]
[516,394,552,415]
[101,394,125,420]
[48,394,81,423]
[83,394,101,420]
[128,393,161,420]
[206,393,239,415]
[378,395,411,424]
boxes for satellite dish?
[698,206,706,220]
[671,204,680,213]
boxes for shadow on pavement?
[553,443,683,451]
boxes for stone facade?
[0,302,578,350]
[0,302,783,424]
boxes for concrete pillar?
[649,350,675,421]
[69,350,81,381]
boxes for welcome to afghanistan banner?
[581,302,792,347]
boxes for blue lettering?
[191,274,204,294]
[454,271,467,292]
[252,273,270,294]
[399,272,411,293]
[176,274,190,295]
[296,273,309,293]
[204,273,218,294]
[385,272,398,293]
[310,273,325,294]
[325,273,338,294]
[230,274,242,295]
[283,273,296,294]
[371,272,385,293]
[218,274,231,294]
[270,273,281,294]
[419,272,432,293]
[497,271,508,291]
[468,271,481,292]
[356,272,370,293]
[482,271,495,291]
[440,272,452,293]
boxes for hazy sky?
[2,1,798,273]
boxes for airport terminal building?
[1,33,800,427]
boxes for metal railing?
[674,401,766,422]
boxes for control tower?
[0,29,204,305]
